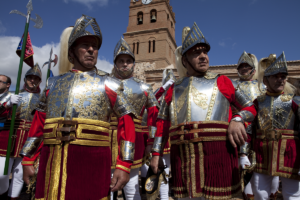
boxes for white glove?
[162,79,175,90]
[298,169,300,176]
[6,95,22,108]
[239,155,251,169]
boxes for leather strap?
[58,120,78,125]
[57,127,76,132]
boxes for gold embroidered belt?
[43,118,111,147]
[170,121,229,145]
[256,129,299,141]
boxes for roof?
[145,60,300,71]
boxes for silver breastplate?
[46,70,116,121]
[122,77,149,116]
[170,76,229,126]
[237,80,266,101]
[17,91,40,121]
[257,94,295,130]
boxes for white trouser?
[111,168,141,200]
[141,154,170,200]
[252,172,300,200]
[245,174,279,197]
[0,157,23,197]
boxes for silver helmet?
[25,63,42,80]
[181,22,210,55]
[237,51,256,80]
[113,37,135,79]
[68,15,102,62]
[264,52,288,77]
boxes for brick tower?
[123,0,176,88]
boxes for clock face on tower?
[142,0,152,5]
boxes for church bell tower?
[123,0,176,85]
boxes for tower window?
[133,43,135,54]
[149,41,151,53]
[137,12,143,25]
[171,22,173,28]
[153,40,155,52]
[137,42,139,54]
[167,14,169,20]
[150,9,157,23]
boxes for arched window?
[167,14,169,20]
[150,9,157,23]
[133,43,135,54]
[137,42,139,54]
[153,40,155,52]
[149,41,151,53]
[137,12,143,25]
[171,21,173,28]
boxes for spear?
[4,0,43,175]
[43,47,58,80]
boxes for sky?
[0,0,299,90]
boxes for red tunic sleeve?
[0,102,10,118]
[22,111,46,165]
[217,75,257,122]
[105,85,136,173]
[22,90,49,166]
[155,87,165,100]
[152,84,174,156]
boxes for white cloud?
[0,36,113,92]
[232,43,237,47]
[0,21,6,34]
[63,0,108,9]
[219,42,225,47]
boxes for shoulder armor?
[46,75,61,91]
[97,69,109,76]
[141,82,151,92]
[293,96,300,105]
[104,76,123,92]
[133,77,142,83]
[257,94,266,102]
[230,79,239,89]
[280,94,294,102]
[175,77,187,85]
[204,72,219,80]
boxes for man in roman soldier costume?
[0,75,13,131]
[110,37,160,200]
[150,22,258,200]
[140,68,175,200]
[21,15,137,200]
[0,65,41,199]
[250,52,300,199]
[234,51,279,200]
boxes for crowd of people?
[0,14,299,200]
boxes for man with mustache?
[109,37,160,200]
[233,52,280,200]
[250,52,300,200]
[0,65,41,200]
[21,15,137,200]
[150,22,257,200]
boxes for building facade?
[124,1,300,93]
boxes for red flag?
[16,32,34,68]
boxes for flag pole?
[4,15,30,175]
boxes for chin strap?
[238,67,255,80]
[113,64,134,79]
[185,56,206,76]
